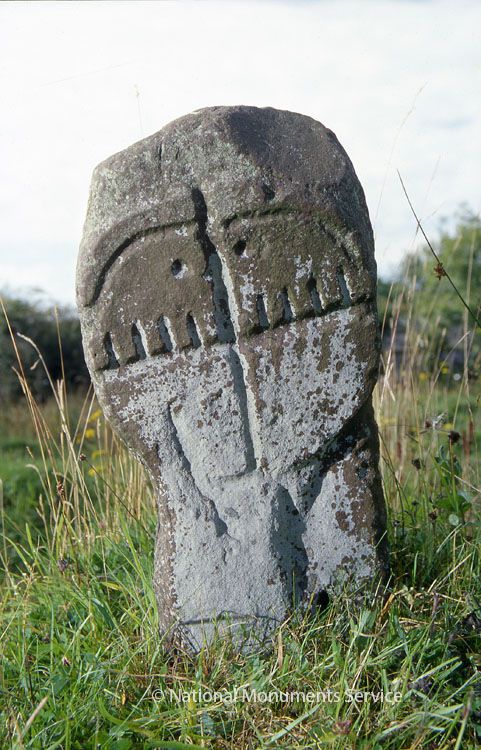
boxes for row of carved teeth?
[254,270,353,331]
[102,313,203,369]
[101,271,355,369]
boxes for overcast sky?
[1,0,480,305]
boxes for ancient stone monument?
[77,106,388,647]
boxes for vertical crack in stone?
[191,186,262,472]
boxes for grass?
[1,283,481,748]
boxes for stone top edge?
[92,105,332,173]
[77,105,376,309]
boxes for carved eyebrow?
[223,206,297,229]
[87,211,354,306]
[222,209,349,242]
[87,219,197,307]
[223,212,362,268]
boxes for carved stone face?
[77,106,387,647]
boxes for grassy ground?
[1,308,481,748]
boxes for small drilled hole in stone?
[171,259,184,277]
[233,240,247,257]
[262,183,275,201]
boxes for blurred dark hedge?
[0,292,89,402]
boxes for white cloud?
[0,0,480,303]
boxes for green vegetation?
[1,215,481,748]
[379,211,481,378]
[394,211,481,331]
[0,292,89,403]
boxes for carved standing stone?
[77,106,388,648]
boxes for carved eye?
[171,259,186,277]
[233,240,247,257]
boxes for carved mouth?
[98,296,370,372]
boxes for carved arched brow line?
[87,218,198,307]
[222,205,300,229]
[222,208,355,246]
[223,210,361,265]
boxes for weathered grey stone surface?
[77,106,388,648]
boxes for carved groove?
[166,401,230,538]
[256,295,269,331]
[191,187,236,345]
[131,323,147,361]
[307,275,322,315]
[279,287,294,323]
[157,316,173,353]
[336,268,351,306]
[186,314,201,349]
[103,332,119,370]
[226,348,257,473]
